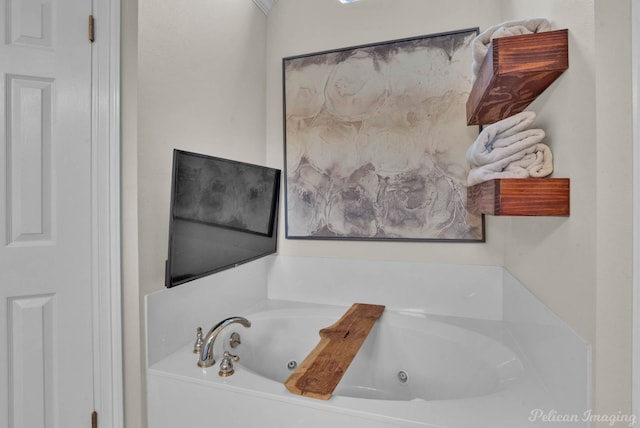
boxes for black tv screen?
[165,149,281,288]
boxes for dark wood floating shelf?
[467,178,570,216]
[466,29,569,126]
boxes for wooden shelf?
[466,29,569,126]
[467,178,570,216]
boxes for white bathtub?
[236,307,523,401]
[147,301,561,428]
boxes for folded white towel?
[505,149,553,178]
[472,18,553,79]
[467,143,553,186]
[466,111,544,166]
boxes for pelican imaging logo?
[529,409,636,426]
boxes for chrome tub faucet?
[195,316,251,368]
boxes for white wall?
[499,0,633,419]
[138,0,269,298]
[120,1,141,426]
[593,0,633,420]
[500,0,598,343]
[131,2,269,426]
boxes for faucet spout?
[197,316,251,368]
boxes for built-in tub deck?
[148,300,559,428]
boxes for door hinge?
[88,15,95,43]
[92,411,97,428]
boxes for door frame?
[91,0,123,426]
[633,0,640,419]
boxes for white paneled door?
[0,0,96,427]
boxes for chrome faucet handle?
[193,327,204,354]
[229,331,242,348]
[197,316,251,368]
[218,351,239,377]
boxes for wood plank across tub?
[284,303,385,400]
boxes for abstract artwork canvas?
[283,29,483,241]
[173,151,279,236]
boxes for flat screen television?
[165,149,281,288]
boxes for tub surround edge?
[502,269,591,424]
[145,256,270,366]
[266,255,504,320]
[145,255,590,427]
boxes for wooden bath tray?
[284,303,385,400]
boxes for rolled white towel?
[466,111,544,166]
[505,149,553,178]
[467,143,553,186]
[472,18,553,79]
